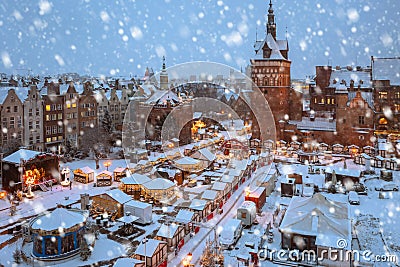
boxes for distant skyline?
[0,0,399,79]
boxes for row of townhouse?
[0,79,131,154]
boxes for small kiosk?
[96,170,113,186]
[113,167,127,182]
[73,167,94,184]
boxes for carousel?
[30,208,89,259]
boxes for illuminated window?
[66,102,71,109]
[395,92,400,99]
[379,117,388,125]
[72,103,77,108]
[46,137,52,143]
[332,98,335,105]
[395,104,400,112]
[379,92,388,100]
[46,105,51,111]
[327,98,330,104]
[46,115,50,121]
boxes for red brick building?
[250,0,302,140]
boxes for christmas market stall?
[29,207,89,259]
[133,239,167,267]
[96,170,113,187]
[91,189,132,220]
[174,209,200,235]
[120,173,151,199]
[73,166,94,184]
[113,167,127,182]
[155,223,185,252]
[141,178,176,203]
[2,149,59,192]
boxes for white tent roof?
[279,193,351,249]
[3,149,41,164]
[31,208,88,232]
[324,167,361,178]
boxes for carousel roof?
[143,178,175,190]
[31,208,88,232]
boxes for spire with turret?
[267,0,276,39]
[160,56,169,90]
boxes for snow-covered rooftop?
[201,190,218,200]
[289,117,336,132]
[142,178,175,190]
[121,174,151,185]
[2,149,41,164]
[175,209,195,224]
[135,239,166,257]
[31,208,88,232]
[279,193,351,249]
[125,199,152,209]
[156,223,181,239]
[104,189,132,204]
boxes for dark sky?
[0,0,399,79]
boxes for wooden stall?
[73,166,94,184]
[113,167,127,182]
[133,239,168,267]
[96,170,113,187]
[91,189,132,219]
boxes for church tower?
[160,56,169,90]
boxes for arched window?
[379,117,388,125]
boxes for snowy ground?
[0,155,399,267]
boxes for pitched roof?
[104,189,132,204]
[3,149,41,164]
[135,239,166,257]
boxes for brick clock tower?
[251,0,300,140]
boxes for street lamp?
[103,161,111,171]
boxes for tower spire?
[162,56,166,70]
[267,0,276,39]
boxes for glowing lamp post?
[103,161,111,171]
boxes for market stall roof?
[175,209,195,224]
[121,174,151,185]
[175,157,200,165]
[201,190,218,200]
[324,168,361,178]
[113,167,126,173]
[3,149,41,164]
[104,189,132,204]
[79,166,94,174]
[192,148,216,162]
[97,170,113,177]
[31,208,88,231]
[135,239,166,257]
[189,199,208,211]
[211,181,227,191]
[156,223,181,239]
[143,178,175,190]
